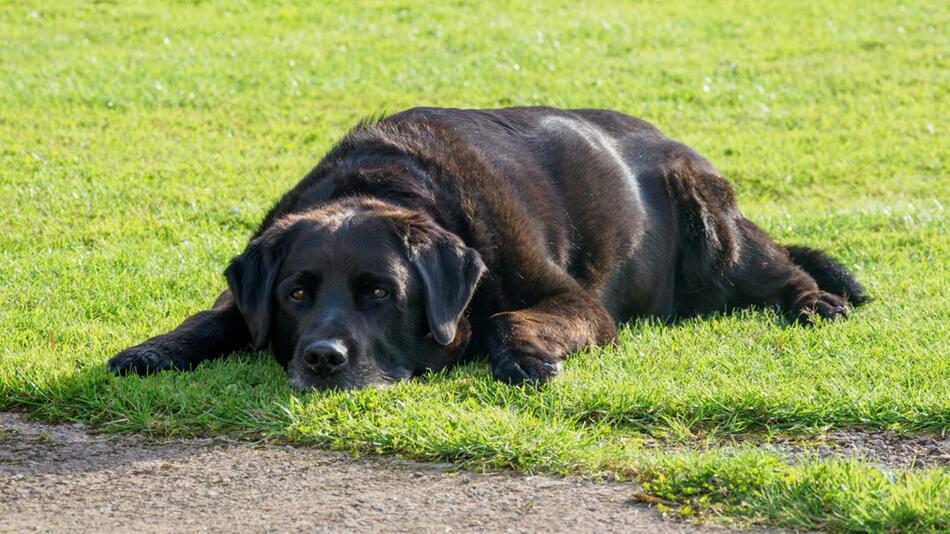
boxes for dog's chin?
[286,363,413,391]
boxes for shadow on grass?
[8,307,946,456]
[4,351,294,438]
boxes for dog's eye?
[289,288,306,301]
[370,287,389,300]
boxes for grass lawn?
[1,0,947,531]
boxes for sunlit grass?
[1,1,947,531]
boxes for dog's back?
[269,107,728,321]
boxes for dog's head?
[224,198,485,390]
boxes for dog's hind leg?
[107,290,251,375]
[659,152,858,324]
[730,219,855,324]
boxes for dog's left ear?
[410,230,486,346]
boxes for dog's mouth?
[287,357,413,391]
[380,366,413,383]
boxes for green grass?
[1,0,948,531]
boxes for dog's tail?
[785,245,871,306]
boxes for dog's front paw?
[107,344,178,376]
[491,350,562,385]
[793,290,850,325]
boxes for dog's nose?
[303,339,349,374]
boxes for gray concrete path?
[0,412,743,533]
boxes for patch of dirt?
[764,430,950,469]
[0,413,730,534]
[640,429,949,471]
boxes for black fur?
[785,245,870,306]
[108,106,869,388]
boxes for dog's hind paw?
[107,344,178,376]
[792,290,850,325]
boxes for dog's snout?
[303,339,349,374]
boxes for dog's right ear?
[224,225,289,350]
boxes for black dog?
[108,107,868,389]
